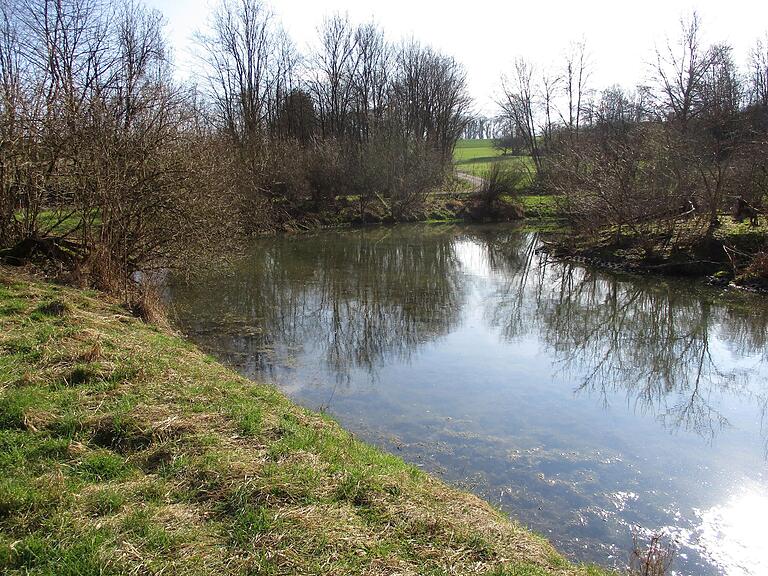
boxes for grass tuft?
[85,488,126,516]
[34,299,70,318]
[230,506,274,545]
[76,451,131,482]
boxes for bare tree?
[652,12,712,131]
[692,42,744,235]
[541,71,560,152]
[561,40,590,146]
[0,0,223,293]
[0,0,23,245]
[351,21,390,143]
[308,13,358,139]
[748,35,768,108]
[197,0,295,144]
[392,40,471,160]
[499,58,541,173]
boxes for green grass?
[0,267,616,576]
[11,209,101,238]
[453,140,561,219]
[453,139,536,180]
[520,195,559,219]
[715,216,768,253]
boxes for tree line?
[0,0,471,293]
[498,14,768,272]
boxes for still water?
[167,224,768,575]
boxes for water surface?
[167,224,768,575]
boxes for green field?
[453,139,536,177]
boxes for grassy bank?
[519,196,559,219]
[0,269,611,575]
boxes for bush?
[741,251,768,281]
[475,164,527,212]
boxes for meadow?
[453,139,559,217]
[453,139,536,177]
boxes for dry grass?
[0,266,613,576]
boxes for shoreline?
[268,211,768,296]
[0,267,613,575]
[541,242,768,295]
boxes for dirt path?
[430,171,485,196]
[456,171,484,191]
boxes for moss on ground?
[0,267,614,576]
[713,217,768,254]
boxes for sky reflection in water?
[167,224,768,575]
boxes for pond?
[166,223,768,576]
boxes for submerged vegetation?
[0,267,614,575]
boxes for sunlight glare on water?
[687,484,768,576]
[454,238,489,277]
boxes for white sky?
[145,0,768,114]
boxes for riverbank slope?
[0,268,610,575]
[543,217,768,292]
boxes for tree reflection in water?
[169,224,768,450]
[476,228,768,452]
[168,226,466,382]
[168,224,768,573]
